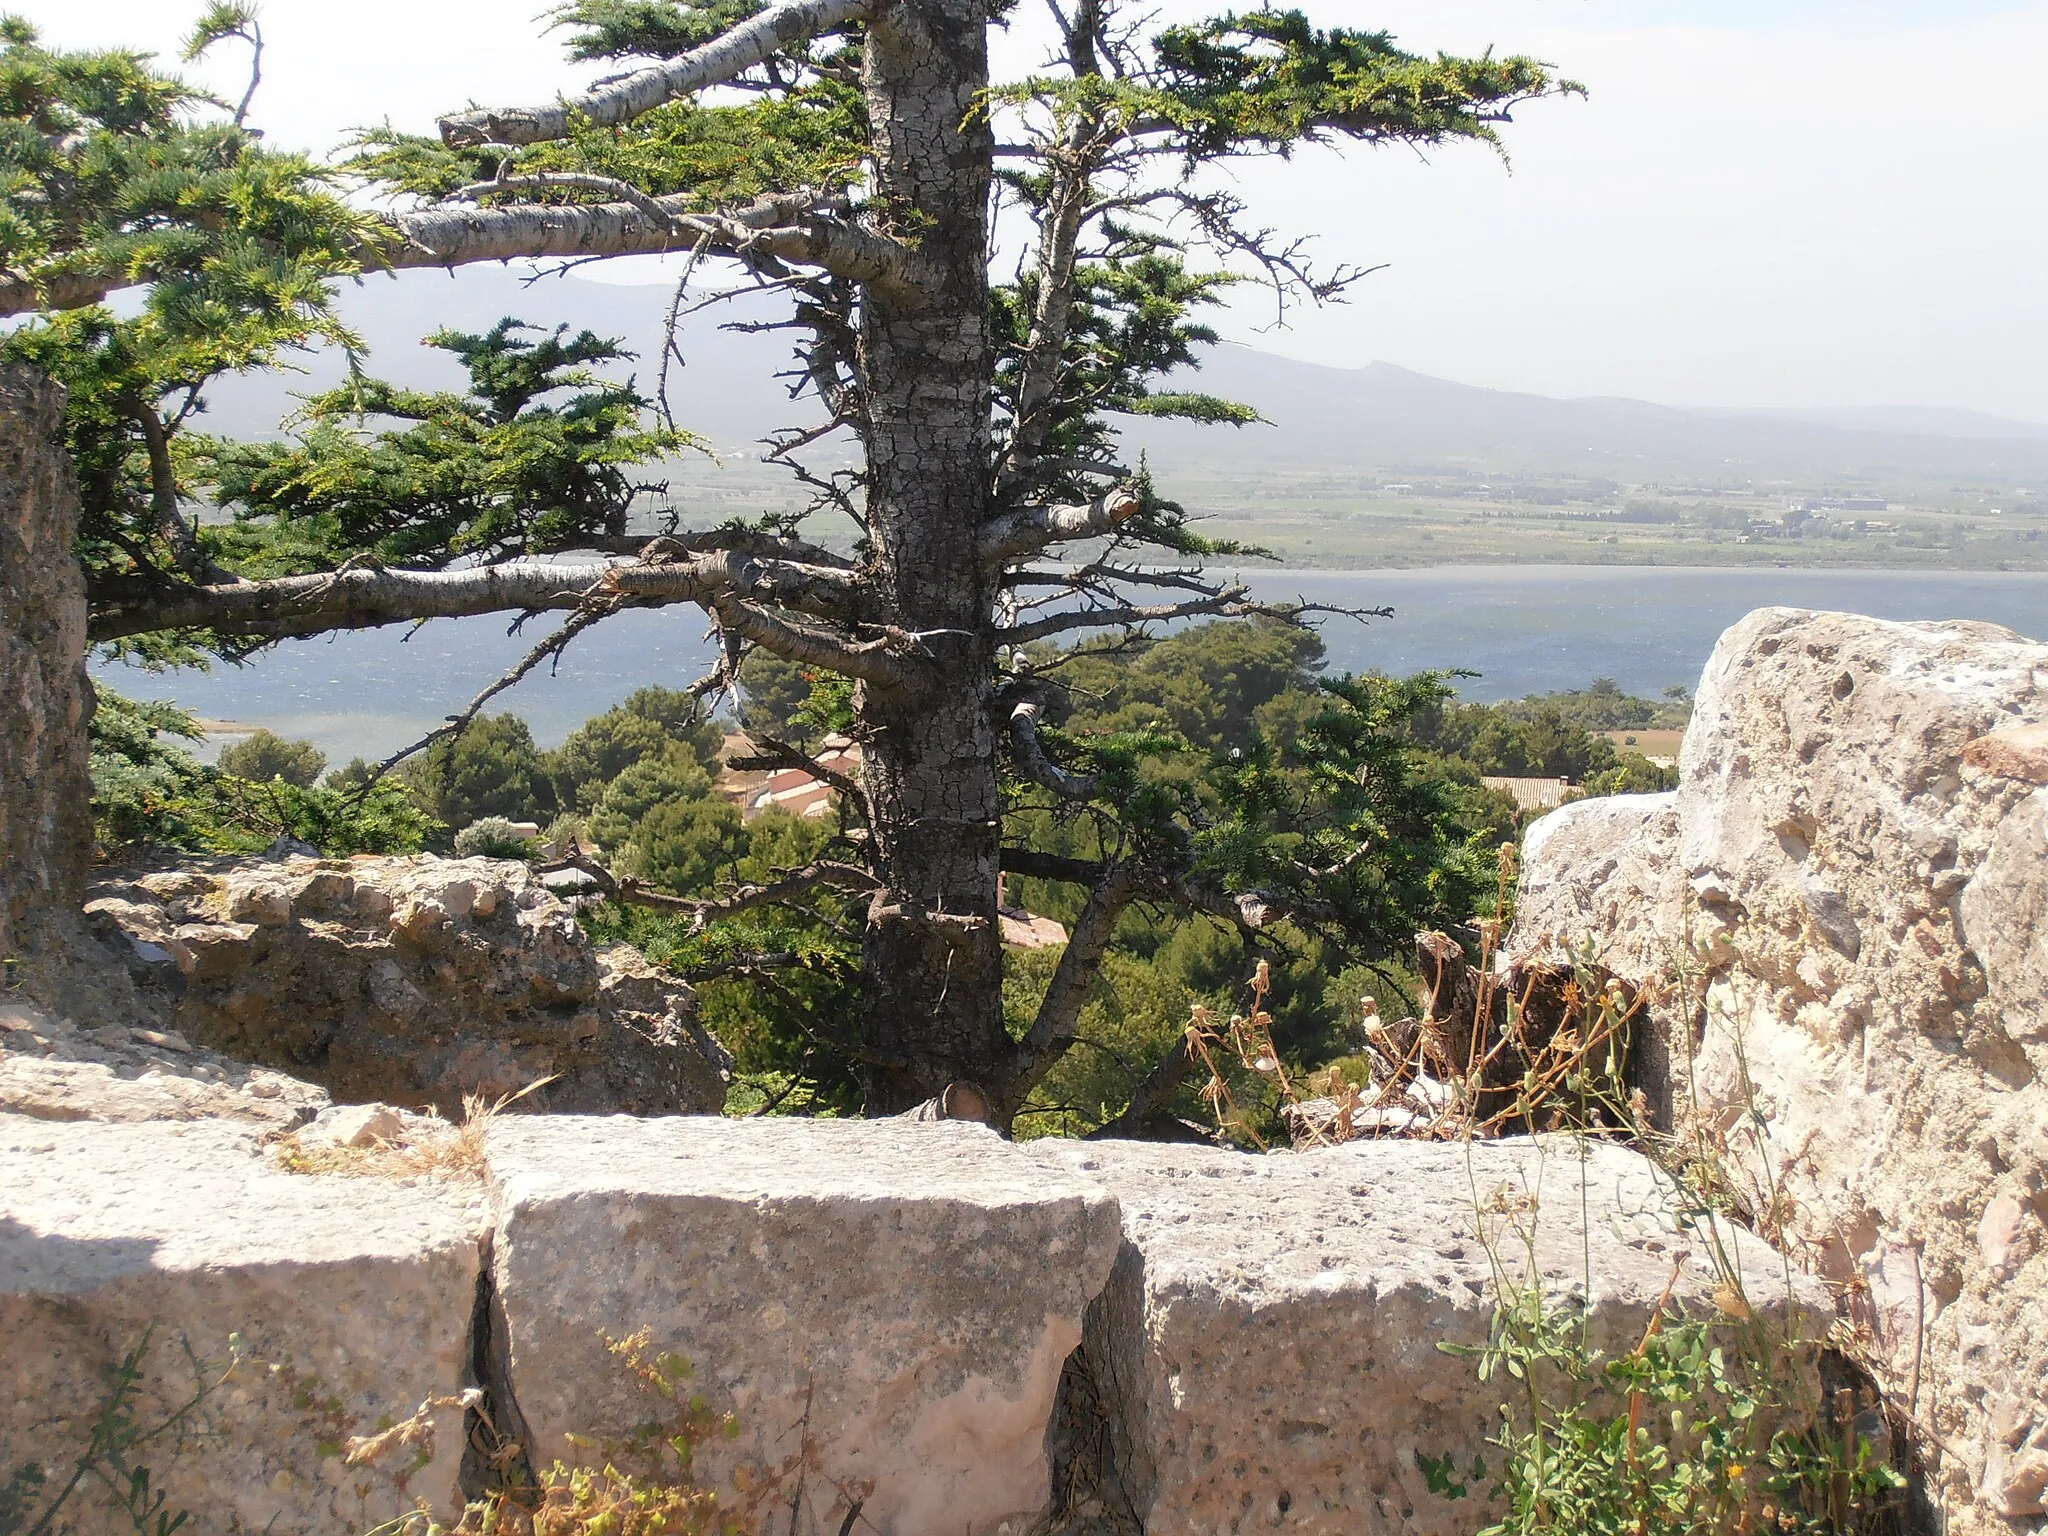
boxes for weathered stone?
[1512,791,1684,984]
[0,1113,485,1534]
[1511,607,2048,1534]
[81,854,726,1118]
[1,996,331,1128]
[0,366,98,992]
[484,1116,1122,1536]
[1032,1136,1816,1536]
[308,1102,405,1148]
[227,880,293,926]
[1961,721,2048,784]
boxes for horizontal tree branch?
[682,860,881,930]
[539,853,879,928]
[88,547,865,642]
[3,191,925,319]
[580,528,853,569]
[977,488,1141,566]
[396,193,926,303]
[438,0,869,146]
[999,848,1108,886]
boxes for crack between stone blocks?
[1038,1239,1150,1536]
[459,1229,537,1504]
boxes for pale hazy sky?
[24,0,2048,418]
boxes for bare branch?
[392,192,928,304]
[1000,848,1107,886]
[540,852,878,929]
[1003,561,1216,595]
[682,860,881,929]
[730,733,870,821]
[1008,861,1141,1101]
[977,488,1141,566]
[360,603,611,790]
[579,528,853,570]
[995,586,1256,646]
[1005,695,1098,800]
[438,0,870,146]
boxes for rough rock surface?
[484,1116,1123,1536]
[0,1113,486,1535]
[1033,1136,1813,1536]
[1511,607,2048,1532]
[5,1107,1833,1536]
[2,993,331,1128]
[0,366,94,966]
[82,854,726,1118]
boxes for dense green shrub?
[453,816,541,859]
[215,728,326,787]
[397,712,555,828]
[549,687,722,811]
[88,690,441,856]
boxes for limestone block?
[484,1116,1122,1536]
[1511,791,1683,977]
[307,1102,406,1148]
[0,1114,486,1534]
[1033,1136,1816,1536]
[0,366,93,960]
[1510,607,2048,1533]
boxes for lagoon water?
[96,565,2048,761]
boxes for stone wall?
[3,1093,1804,1536]
[1512,607,2048,1533]
[75,854,728,1117]
[0,365,93,965]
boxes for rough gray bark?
[0,365,94,965]
[852,0,1007,1113]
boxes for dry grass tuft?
[271,1078,554,1180]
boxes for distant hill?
[1125,352,2048,486]
[193,267,2048,492]
[1711,404,2048,444]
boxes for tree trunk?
[854,0,1008,1113]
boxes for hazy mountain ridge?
[193,267,2048,490]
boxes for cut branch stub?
[977,488,1141,567]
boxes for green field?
[1157,467,2048,571]
[650,454,2048,571]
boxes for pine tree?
[3,1,1572,1121]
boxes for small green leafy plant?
[2,1326,235,1536]
[1435,1263,1903,1535]
[1418,943,1909,1536]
